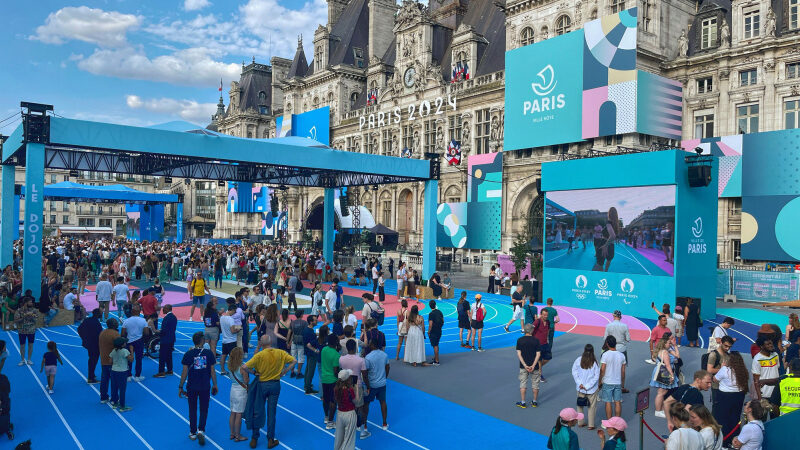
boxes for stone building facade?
[206,0,800,265]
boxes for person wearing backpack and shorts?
[470,295,487,352]
[456,292,472,348]
[361,294,384,329]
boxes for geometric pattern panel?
[742,195,800,262]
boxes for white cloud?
[126,95,216,124]
[184,0,212,11]
[239,0,327,56]
[76,46,241,87]
[145,14,263,58]
[32,6,142,47]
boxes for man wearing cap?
[603,311,631,393]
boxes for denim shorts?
[193,295,206,306]
[600,383,622,402]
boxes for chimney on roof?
[369,0,398,61]
[327,0,349,31]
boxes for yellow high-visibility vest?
[779,375,800,415]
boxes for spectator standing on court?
[321,334,341,428]
[109,337,132,412]
[713,351,749,447]
[603,311,631,393]
[189,272,210,322]
[99,317,120,404]
[650,333,680,418]
[243,334,295,449]
[338,339,368,439]
[732,400,765,450]
[95,274,113,321]
[219,305,242,375]
[646,315,671,364]
[303,316,321,394]
[428,300,444,366]
[371,262,379,295]
[571,344,600,429]
[121,305,147,382]
[470,294,487,352]
[664,402,703,450]
[39,341,63,394]
[546,408,582,450]
[112,276,130,319]
[709,317,736,354]
[599,335,626,420]
[504,285,526,333]
[706,335,733,413]
[542,299,560,348]
[524,296,538,326]
[516,323,542,408]
[456,292,472,348]
[662,370,712,426]
[77,308,102,384]
[178,331,218,445]
[361,341,390,431]
[289,309,307,378]
[531,309,551,380]
[154,304,177,377]
[751,337,781,416]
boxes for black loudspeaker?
[687,165,712,187]
[270,194,279,215]
[340,189,350,217]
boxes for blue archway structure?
[1,103,439,298]
[15,181,181,241]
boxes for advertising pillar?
[176,203,184,243]
[23,143,45,298]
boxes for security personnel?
[779,359,800,415]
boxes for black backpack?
[367,303,385,326]
[295,278,304,294]
[701,349,721,371]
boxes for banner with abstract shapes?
[437,152,503,250]
[637,71,683,141]
[740,128,800,262]
[468,152,502,203]
[582,7,638,139]
[681,135,743,197]
[227,182,270,213]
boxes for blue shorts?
[364,385,386,403]
[540,343,552,361]
[193,295,206,306]
[600,383,622,403]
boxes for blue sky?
[0,0,330,130]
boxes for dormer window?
[353,47,364,68]
[315,45,324,71]
[743,9,760,39]
[791,0,799,30]
[700,17,718,49]
[350,92,359,109]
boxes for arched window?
[258,91,266,102]
[555,15,572,35]
[520,27,535,46]
[350,92,359,109]
[327,92,334,103]
[313,96,320,108]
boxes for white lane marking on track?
[618,244,652,276]
[556,307,579,333]
[5,330,85,450]
[46,327,154,450]
[591,310,612,324]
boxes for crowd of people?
[0,237,797,449]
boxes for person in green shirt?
[543,298,560,353]
[320,334,340,429]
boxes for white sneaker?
[189,317,193,321]
[48,389,54,394]
[654,410,666,418]
[644,359,656,365]
[325,422,335,429]
[381,424,388,431]
[17,360,25,366]
[360,430,371,439]
[127,376,133,382]
[135,376,145,382]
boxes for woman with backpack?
[470,294,487,352]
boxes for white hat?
[337,369,352,381]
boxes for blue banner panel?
[504,29,584,151]
[23,143,45,298]
[176,203,183,243]
[293,106,330,145]
[545,268,675,318]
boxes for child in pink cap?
[547,408,583,449]
[598,417,627,449]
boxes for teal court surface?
[545,240,674,276]
[1,279,780,449]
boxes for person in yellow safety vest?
[780,359,800,415]
[760,357,800,415]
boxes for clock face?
[404,67,416,87]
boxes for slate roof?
[440,0,506,81]
[328,0,370,68]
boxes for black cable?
[0,111,20,125]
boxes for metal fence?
[716,268,800,303]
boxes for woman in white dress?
[227,347,249,442]
[403,305,427,366]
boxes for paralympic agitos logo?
[523,64,566,115]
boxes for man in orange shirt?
[138,288,160,327]
[646,315,670,365]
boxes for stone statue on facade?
[765,7,776,37]
[678,29,688,57]
[720,20,730,48]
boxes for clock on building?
[404,67,416,87]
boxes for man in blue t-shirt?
[179,331,218,444]
[121,305,147,381]
[362,341,390,430]
[302,316,320,394]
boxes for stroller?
[0,374,13,441]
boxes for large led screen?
[545,185,676,277]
